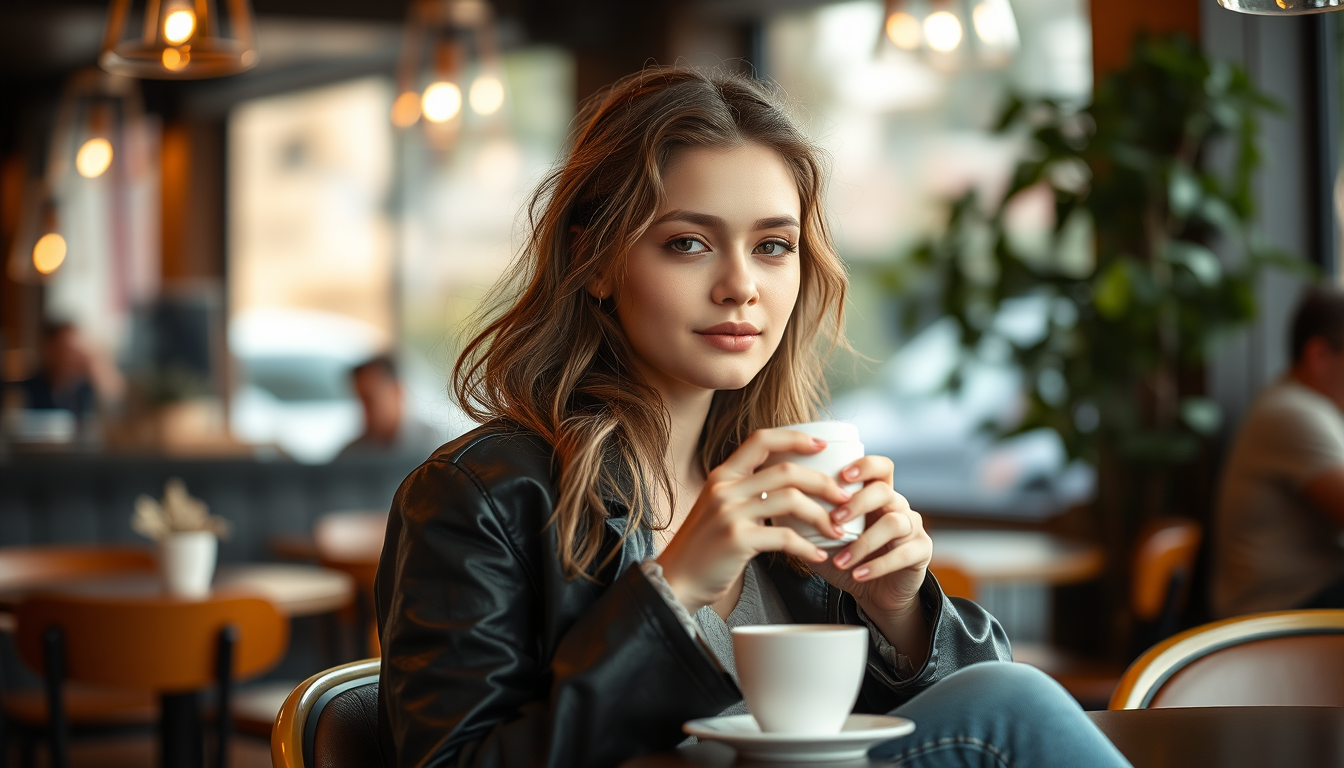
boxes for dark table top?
[621,707,1344,768]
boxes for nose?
[710,250,759,307]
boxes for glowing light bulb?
[972,0,1019,48]
[75,138,113,179]
[421,82,462,123]
[886,12,923,50]
[924,11,964,52]
[163,8,196,45]
[391,92,422,127]
[469,75,505,115]
[33,233,67,275]
[162,47,189,71]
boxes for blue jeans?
[870,663,1132,768]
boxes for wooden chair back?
[15,594,288,692]
[1111,609,1344,709]
[1130,518,1202,623]
[0,545,156,591]
[930,564,977,601]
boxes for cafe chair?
[0,545,160,767]
[1013,518,1203,709]
[1109,608,1344,710]
[15,593,288,768]
[929,564,977,600]
[272,657,381,768]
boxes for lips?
[695,321,760,352]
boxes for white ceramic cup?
[761,421,865,548]
[160,530,218,598]
[732,625,869,734]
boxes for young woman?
[375,68,1131,768]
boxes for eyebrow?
[652,209,800,230]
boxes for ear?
[574,225,613,300]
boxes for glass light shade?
[394,0,505,144]
[99,0,258,79]
[1217,0,1342,13]
[48,69,145,191]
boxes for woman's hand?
[809,455,933,664]
[657,428,854,614]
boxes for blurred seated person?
[337,355,441,460]
[12,321,123,418]
[1214,286,1344,617]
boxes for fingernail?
[844,467,860,480]
[833,550,852,568]
[853,566,870,580]
[831,507,847,523]
[811,437,827,448]
[838,489,853,501]
[832,525,845,537]
[813,548,828,561]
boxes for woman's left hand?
[810,455,931,620]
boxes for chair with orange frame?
[14,592,288,768]
[0,545,161,766]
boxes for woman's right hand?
[656,428,854,613]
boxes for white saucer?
[683,713,915,763]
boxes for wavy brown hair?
[453,67,849,581]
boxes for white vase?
[160,531,218,598]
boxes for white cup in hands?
[760,421,864,548]
[732,625,868,734]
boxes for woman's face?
[605,143,803,397]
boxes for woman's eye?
[755,240,794,256]
[669,238,708,254]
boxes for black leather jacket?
[375,424,1012,768]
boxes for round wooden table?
[928,529,1103,585]
[620,706,1344,767]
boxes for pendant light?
[1217,0,1342,13]
[882,0,1019,67]
[99,0,258,79]
[392,0,505,147]
[8,69,145,284]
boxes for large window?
[764,0,1095,518]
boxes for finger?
[837,454,895,485]
[830,481,905,524]
[850,537,932,582]
[748,487,845,539]
[831,510,914,569]
[733,462,853,506]
[749,525,830,563]
[715,428,827,479]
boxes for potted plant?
[132,478,231,598]
[888,34,1309,636]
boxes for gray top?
[693,558,793,717]
[1214,377,1344,617]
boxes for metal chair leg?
[215,625,236,768]
[40,627,68,768]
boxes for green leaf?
[1165,241,1222,286]
[1093,260,1131,319]
[1168,165,1201,218]
[1179,397,1222,435]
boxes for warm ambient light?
[162,47,189,71]
[33,233,67,275]
[972,0,1019,47]
[924,11,964,52]
[75,137,113,178]
[886,12,923,50]
[469,75,505,115]
[392,91,422,127]
[163,8,196,44]
[421,81,462,123]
